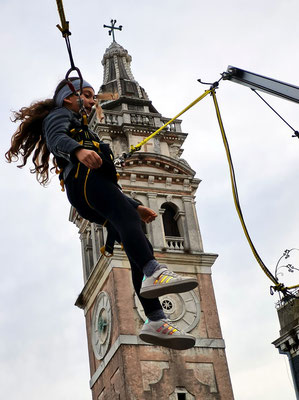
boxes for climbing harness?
[68,127,100,153]
[57,126,100,190]
[68,129,122,257]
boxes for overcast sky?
[1,1,299,399]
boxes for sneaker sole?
[139,332,195,350]
[140,279,198,299]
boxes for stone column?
[175,210,190,251]
[147,193,165,250]
[182,196,203,252]
[90,223,100,263]
[122,103,131,124]
[79,231,93,283]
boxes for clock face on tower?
[91,291,112,360]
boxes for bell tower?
[70,41,234,399]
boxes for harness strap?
[69,128,101,153]
[83,168,93,209]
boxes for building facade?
[273,298,299,399]
[70,41,234,400]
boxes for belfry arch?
[161,202,181,237]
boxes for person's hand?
[137,205,157,223]
[75,148,102,169]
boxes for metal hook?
[197,75,223,89]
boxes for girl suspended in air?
[6,77,198,350]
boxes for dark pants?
[65,164,162,316]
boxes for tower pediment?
[119,153,200,195]
[124,153,196,178]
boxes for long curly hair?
[5,77,78,186]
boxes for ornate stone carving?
[185,362,218,393]
[169,143,181,159]
[141,361,169,391]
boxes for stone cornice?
[102,100,160,113]
[121,186,198,196]
[123,125,187,142]
[75,256,114,310]
[93,124,188,144]
[153,251,218,270]
[75,250,218,311]
[272,329,299,355]
[123,152,196,176]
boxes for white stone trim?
[89,334,225,388]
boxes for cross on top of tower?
[103,19,123,42]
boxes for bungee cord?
[210,87,291,296]
[128,90,212,155]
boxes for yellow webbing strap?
[100,220,113,257]
[55,166,65,192]
[83,168,94,209]
[74,162,80,179]
[285,283,299,290]
[100,245,114,258]
[100,243,124,258]
[130,89,212,154]
[82,114,88,127]
[210,89,292,292]
[60,179,65,192]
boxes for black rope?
[63,38,83,94]
[65,36,75,69]
[251,89,299,138]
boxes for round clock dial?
[91,291,112,360]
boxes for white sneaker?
[139,318,196,350]
[140,266,198,299]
